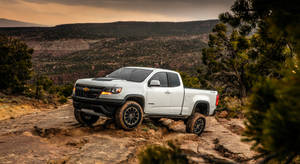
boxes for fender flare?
[124,94,145,109]
[191,100,210,116]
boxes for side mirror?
[149,80,160,87]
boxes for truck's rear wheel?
[186,113,206,135]
[74,108,99,126]
[115,101,143,130]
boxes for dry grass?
[0,92,63,121]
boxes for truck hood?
[76,77,134,87]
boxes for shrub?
[55,84,73,97]
[179,72,200,88]
[244,71,300,163]
[33,75,53,99]
[58,96,67,104]
[138,141,188,164]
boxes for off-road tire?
[186,113,206,135]
[115,101,143,130]
[74,108,99,126]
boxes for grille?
[75,84,104,98]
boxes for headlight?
[72,83,76,95]
[101,87,122,95]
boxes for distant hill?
[0,20,218,40]
[0,20,219,84]
[0,18,45,27]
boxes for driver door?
[145,72,172,115]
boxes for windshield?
[107,68,153,82]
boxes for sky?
[0,0,234,26]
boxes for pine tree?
[0,35,33,93]
[201,23,251,98]
[218,0,300,162]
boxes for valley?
[0,20,218,84]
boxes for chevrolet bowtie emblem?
[83,87,89,92]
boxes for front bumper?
[72,96,124,117]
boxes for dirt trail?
[0,104,257,164]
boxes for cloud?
[0,0,234,25]
[21,0,234,19]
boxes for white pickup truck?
[72,67,219,135]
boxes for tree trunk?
[35,85,40,99]
[240,83,247,98]
[239,81,247,105]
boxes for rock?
[218,111,228,118]
[148,129,156,135]
[169,121,186,133]
[229,124,244,135]
[22,131,33,137]
[160,118,174,126]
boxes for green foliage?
[220,0,300,163]
[138,141,188,164]
[201,24,290,98]
[201,0,297,99]
[179,72,200,88]
[201,24,252,98]
[0,35,33,93]
[58,96,67,104]
[243,78,278,150]
[222,96,246,118]
[31,74,72,104]
[244,66,300,162]
[33,75,53,99]
[220,0,300,54]
[57,84,73,97]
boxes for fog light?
[101,91,112,95]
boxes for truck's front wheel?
[74,108,99,126]
[186,113,206,135]
[115,101,143,130]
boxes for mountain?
[0,20,219,84]
[0,20,218,40]
[0,18,45,27]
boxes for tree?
[0,35,33,93]
[201,24,251,98]
[201,22,290,99]
[218,0,300,163]
[244,63,300,163]
[219,0,300,54]
[33,75,53,99]
[179,72,201,89]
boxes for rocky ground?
[0,104,257,164]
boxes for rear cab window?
[167,72,181,87]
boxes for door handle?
[165,91,171,94]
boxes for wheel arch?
[124,94,145,109]
[192,100,210,116]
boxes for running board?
[80,109,106,117]
[144,114,189,119]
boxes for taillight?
[216,94,219,106]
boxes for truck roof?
[125,66,178,73]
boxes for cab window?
[149,72,168,87]
[167,72,180,87]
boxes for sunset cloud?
[0,0,234,26]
